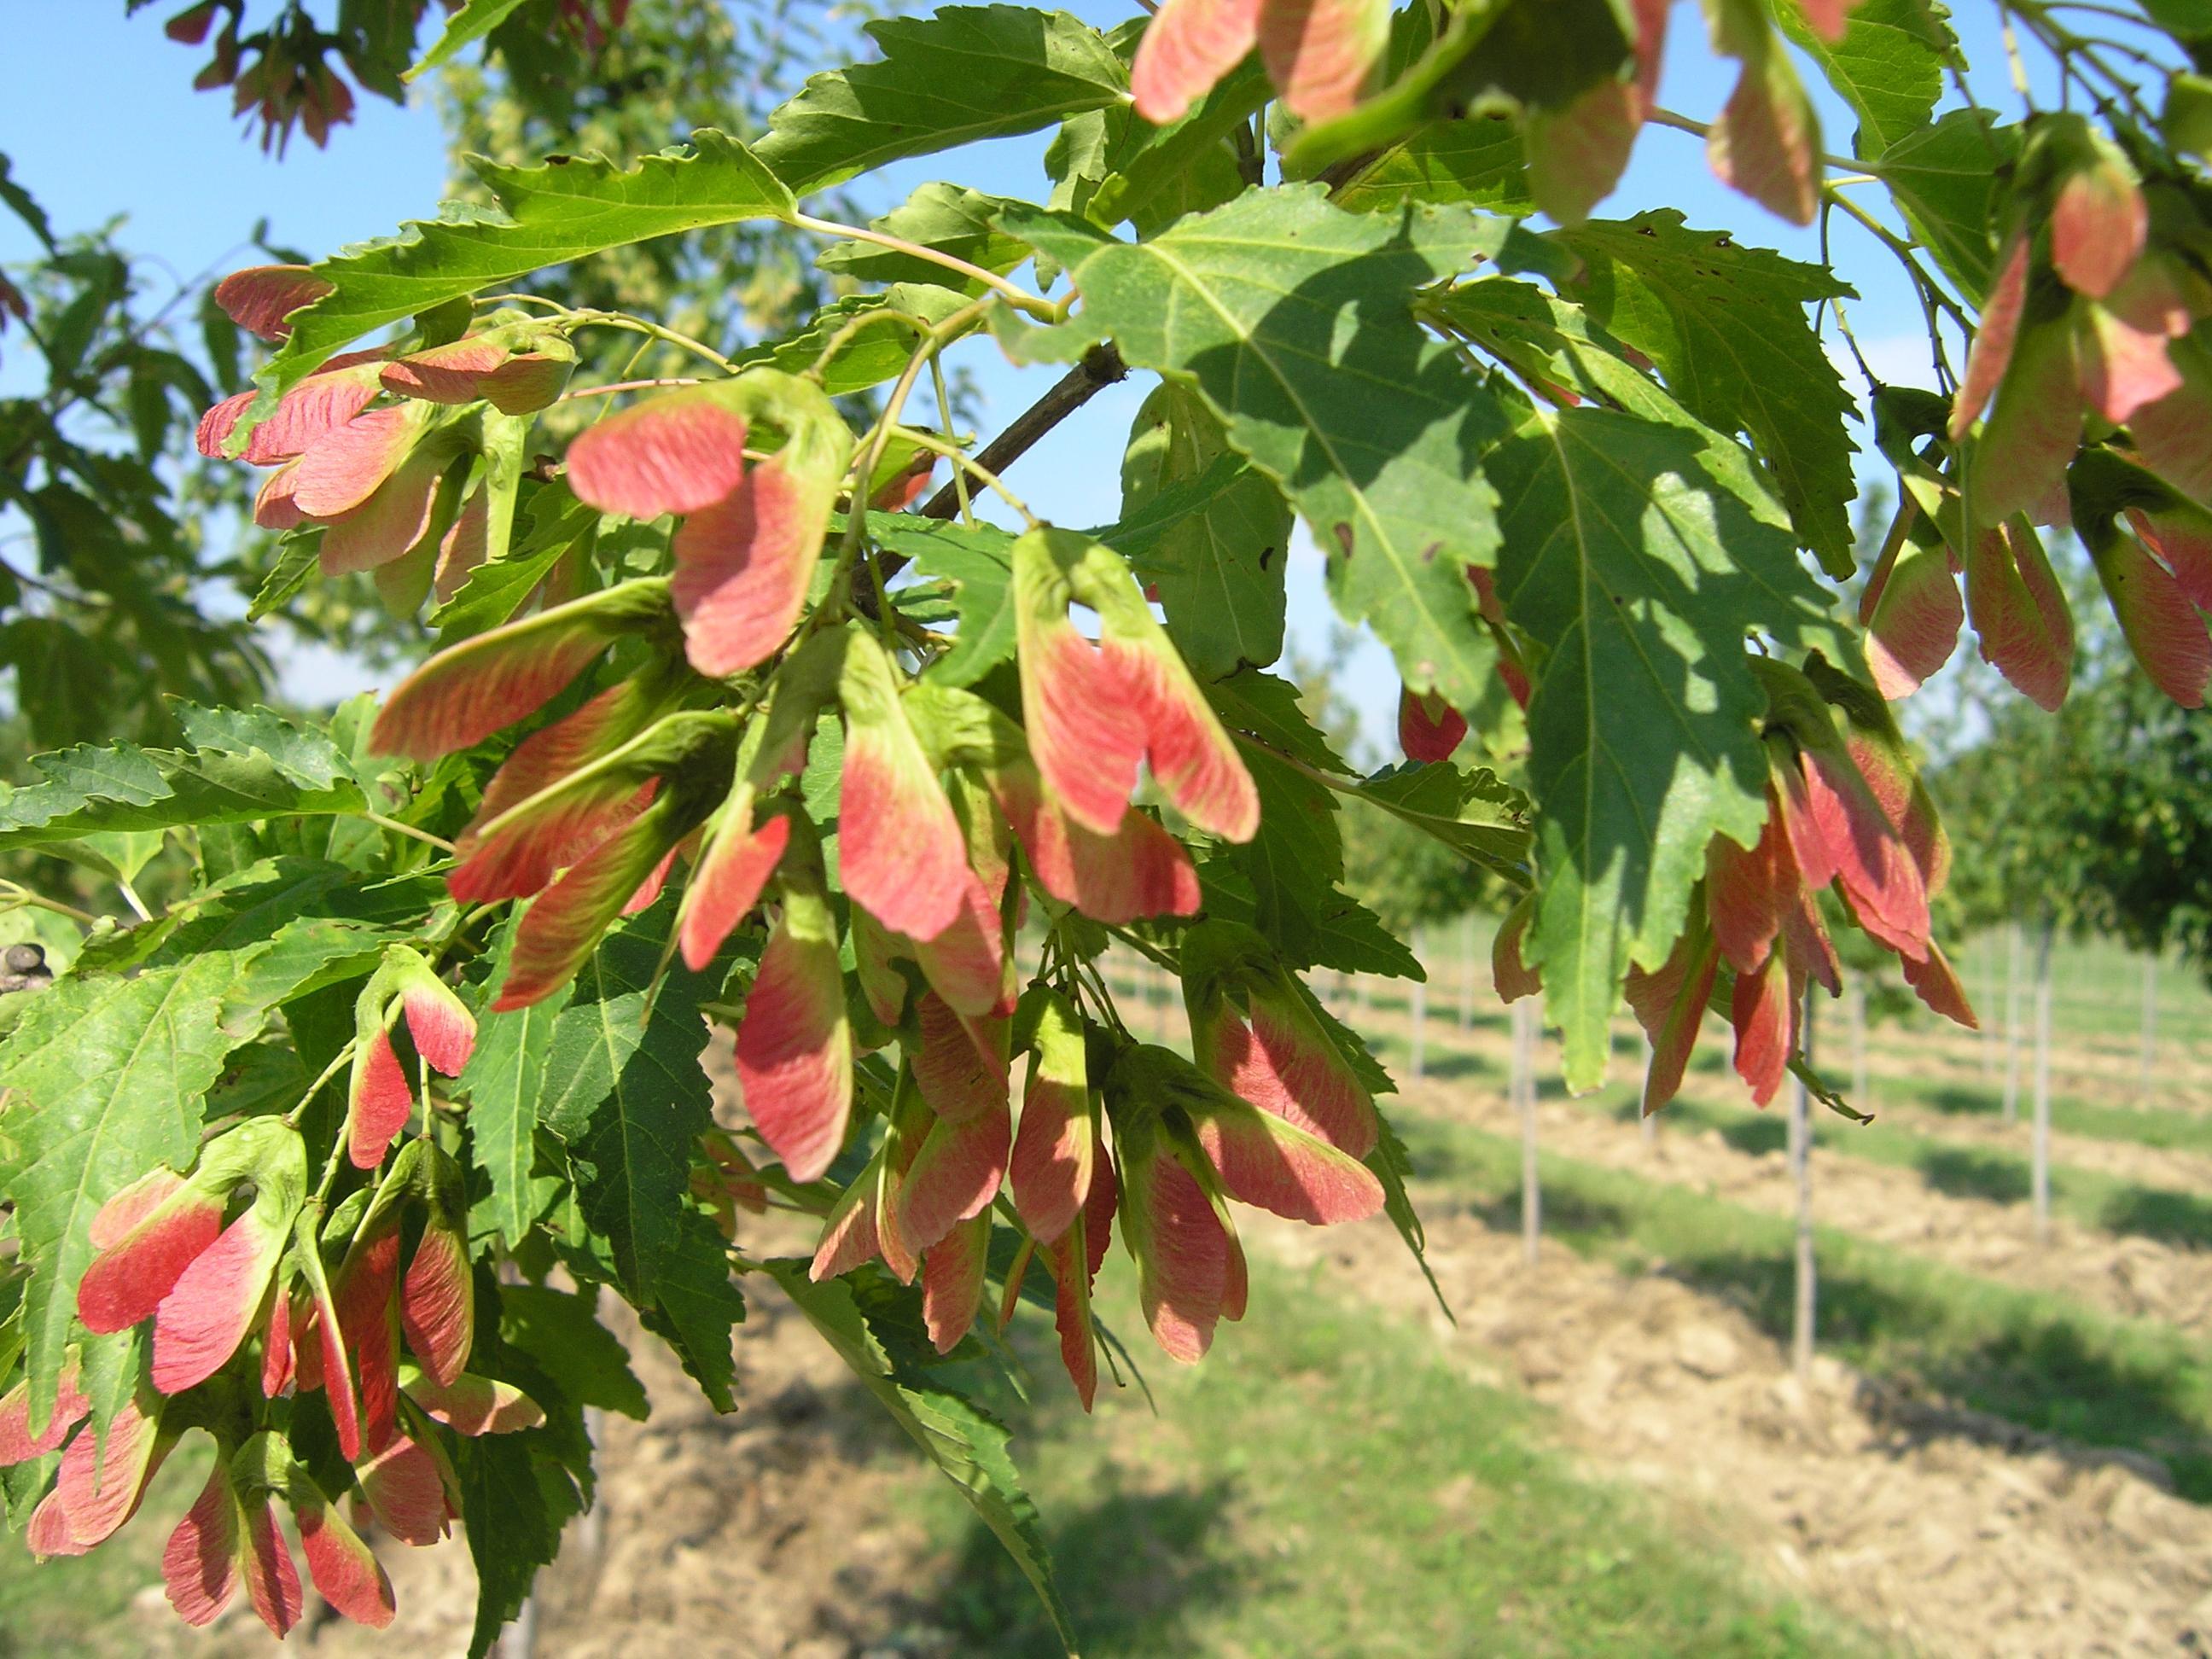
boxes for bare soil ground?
[1263,1202,2212,1659]
[1411,1076,2212,1338]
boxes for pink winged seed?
[1863,541,1963,700]
[161,1464,242,1628]
[894,1103,1012,1257]
[401,1371,544,1435]
[672,464,820,677]
[680,811,790,970]
[1130,0,1266,125]
[1010,1074,1092,1246]
[910,992,1010,1124]
[2130,505,2212,612]
[213,265,332,341]
[1186,1101,1384,1226]
[1133,1154,1236,1364]
[1705,794,1799,975]
[566,392,748,521]
[288,405,423,520]
[357,1434,451,1547]
[399,1223,474,1388]
[0,1370,90,1465]
[922,1214,992,1355]
[1731,952,1796,1106]
[1204,992,1377,1157]
[53,1397,164,1550]
[1709,53,1819,226]
[2052,157,2147,301]
[989,761,1201,925]
[370,613,624,763]
[194,352,385,465]
[151,1209,288,1394]
[808,1179,882,1282]
[911,871,1011,1017]
[838,710,973,944]
[336,1231,403,1457]
[90,1167,188,1251]
[1966,522,2076,711]
[492,812,678,1010]
[1952,234,2032,438]
[1396,683,1467,762]
[2097,533,2212,707]
[77,1186,225,1335]
[1103,635,1260,841]
[1625,929,1720,1115]
[735,912,853,1184]
[1257,0,1391,124]
[347,1028,415,1170]
[240,1494,306,1638]
[401,981,476,1077]
[319,446,452,577]
[295,1493,399,1628]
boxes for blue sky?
[1,1,2060,745]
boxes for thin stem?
[917,341,1128,522]
[790,212,1058,322]
[928,350,975,528]
[0,882,98,926]
[287,1037,359,1130]
[1824,185,1971,329]
[835,297,994,591]
[1647,105,1873,177]
[560,375,705,401]
[896,428,1038,525]
[364,812,457,854]
[568,311,736,375]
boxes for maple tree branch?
[917,341,1127,521]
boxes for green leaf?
[733,284,979,398]
[0,952,258,1430]
[407,0,530,78]
[1084,57,1270,236]
[250,133,793,421]
[1333,116,1536,217]
[500,1284,649,1419]
[1110,383,1290,678]
[768,1260,1076,1652]
[758,5,1128,195]
[1552,211,1858,579]
[0,711,367,852]
[1874,109,2018,303]
[539,899,715,1301]
[1367,1112,1453,1321]
[1772,0,1956,158]
[1004,187,1514,710]
[1207,667,1349,773]
[1481,402,1838,1089]
[460,914,566,1251]
[248,532,322,622]
[816,183,1033,289]
[434,487,597,646]
[637,1207,745,1412]
[870,514,1021,687]
[1348,762,1532,882]
[458,1427,586,1659]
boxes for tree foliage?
[7,1,2212,1648]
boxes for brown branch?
[917,341,1127,523]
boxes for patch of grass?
[1915,1077,2212,1157]
[0,1441,211,1659]
[1397,1115,2212,1501]
[906,1266,1883,1658]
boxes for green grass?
[1576,1091,2212,1251]
[903,1264,1884,1658]
[1394,1111,2212,1501]
[0,1443,211,1659]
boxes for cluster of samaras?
[1861,114,2212,714]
